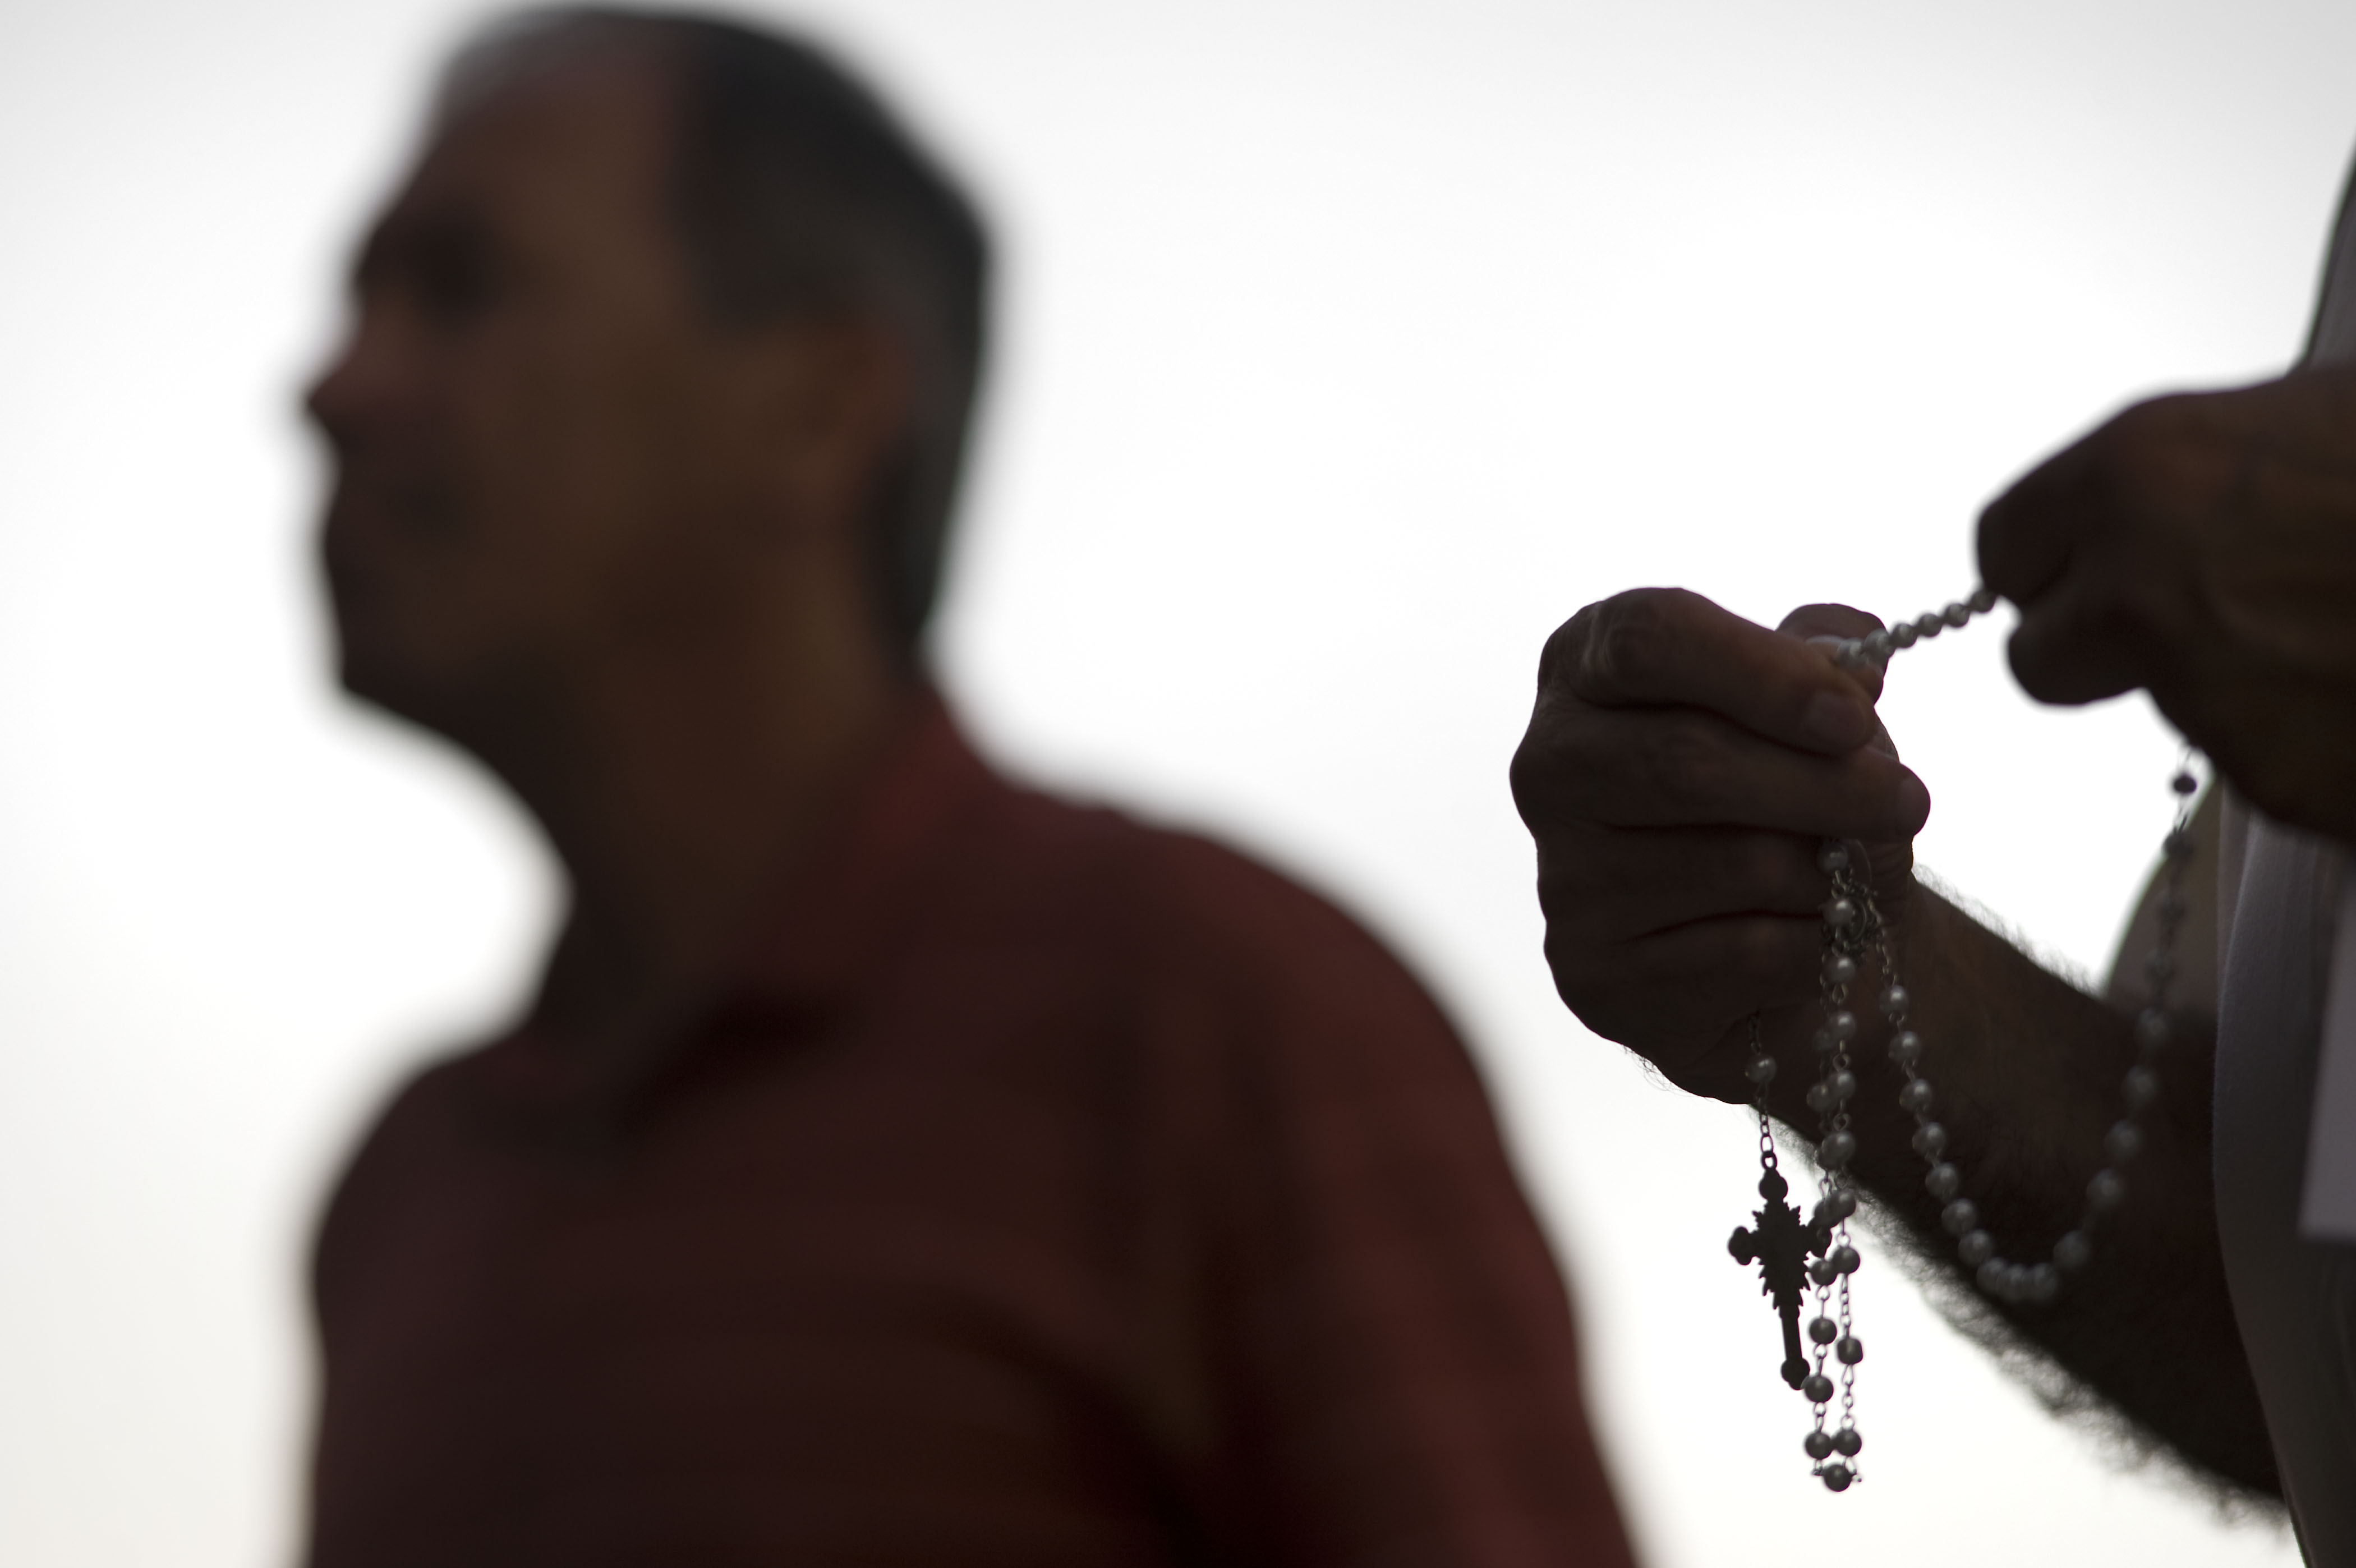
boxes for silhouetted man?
[302,10,1635,1565]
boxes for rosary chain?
[1733,582,2196,1492]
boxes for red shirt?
[305,693,1634,1567]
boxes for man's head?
[309,10,987,746]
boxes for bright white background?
[1,1,2348,1563]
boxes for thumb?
[1778,602,1889,703]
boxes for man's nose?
[305,314,399,450]
[305,337,363,448]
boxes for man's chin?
[333,638,540,777]
[335,641,464,736]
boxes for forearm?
[1762,884,2274,1493]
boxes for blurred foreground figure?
[303,10,1633,1565]
[1513,162,2356,1558]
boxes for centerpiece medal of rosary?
[1727,586,2202,1492]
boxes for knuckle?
[1514,705,1623,830]
[1511,724,1584,827]
[2104,394,2230,512]
[1536,604,1601,690]
[1533,849,1595,914]
[1540,926,1614,1015]
[1635,714,1725,811]
[1534,858,1620,963]
[1580,588,1686,696]
[1728,917,1809,992]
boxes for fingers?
[1778,604,1886,641]
[2004,565,2148,705]
[1543,911,1824,1084]
[1976,392,2205,604]
[1539,587,1877,754]
[1514,700,1930,840]
[1977,431,2099,612]
[1515,586,1929,1097]
[1535,825,1826,945]
[1981,389,2245,707]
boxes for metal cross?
[1729,1166,1828,1390]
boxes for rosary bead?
[1803,1373,1836,1404]
[1958,1228,1995,1267]
[1976,1256,2012,1298]
[1862,629,1892,660]
[1823,896,1857,929]
[1813,1188,1857,1225]
[1890,622,1918,649]
[1743,1052,1778,1084]
[1832,1425,1864,1455]
[1830,1069,1857,1103]
[1924,1162,1962,1201]
[2172,769,2198,796]
[1823,952,1858,985]
[1909,1120,1947,1157]
[1809,1315,1840,1345]
[1804,1429,1835,1460]
[1835,1336,1865,1366]
[2025,1263,2062,1304]
[1820,1461,1854,1492]
[2163,827,2194,862]
[2053,1230,2092,1272]
[1816,841,1851,874]
[1834,638,1865,666]
[1806,1080,1833,1114]
[1888,1031,1924,1069]
[1829,1244,1861,1275]
[1825,1009,1857,1042]
[2143,950,2177,984]
[2104,1121,2143,1164]
[1913,613,1944,640]
[1940,1198,1979,1236]
[1877,983,1911,1019]
[1968,585,1998,614]
[2158,889,2189,922]
[2123,1065,2160,1110]
[2134,1009,2172,1050]
[1941,601,1971,628]
[1809,1257,1839,1287]
[2087,1169,2127,1211]
[1819,1130,1857,1169]
[1898,1078,1935,1114]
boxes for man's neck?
[501,591,915,1061]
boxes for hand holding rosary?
[1728,587,2200,1492]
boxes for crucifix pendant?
[1735,995,1867,1489]
[1728,1166,1826,1389]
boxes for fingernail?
[1802,691,1871,750]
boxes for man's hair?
[440,8,991,657]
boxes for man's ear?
[728,313,917,540]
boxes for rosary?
[1727,585,2200,1492]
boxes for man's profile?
[302,8,1635,1564]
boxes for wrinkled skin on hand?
[1509,588,1932,1102]
[1980,366,2356,842]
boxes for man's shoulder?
[958,769,1446,1027]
